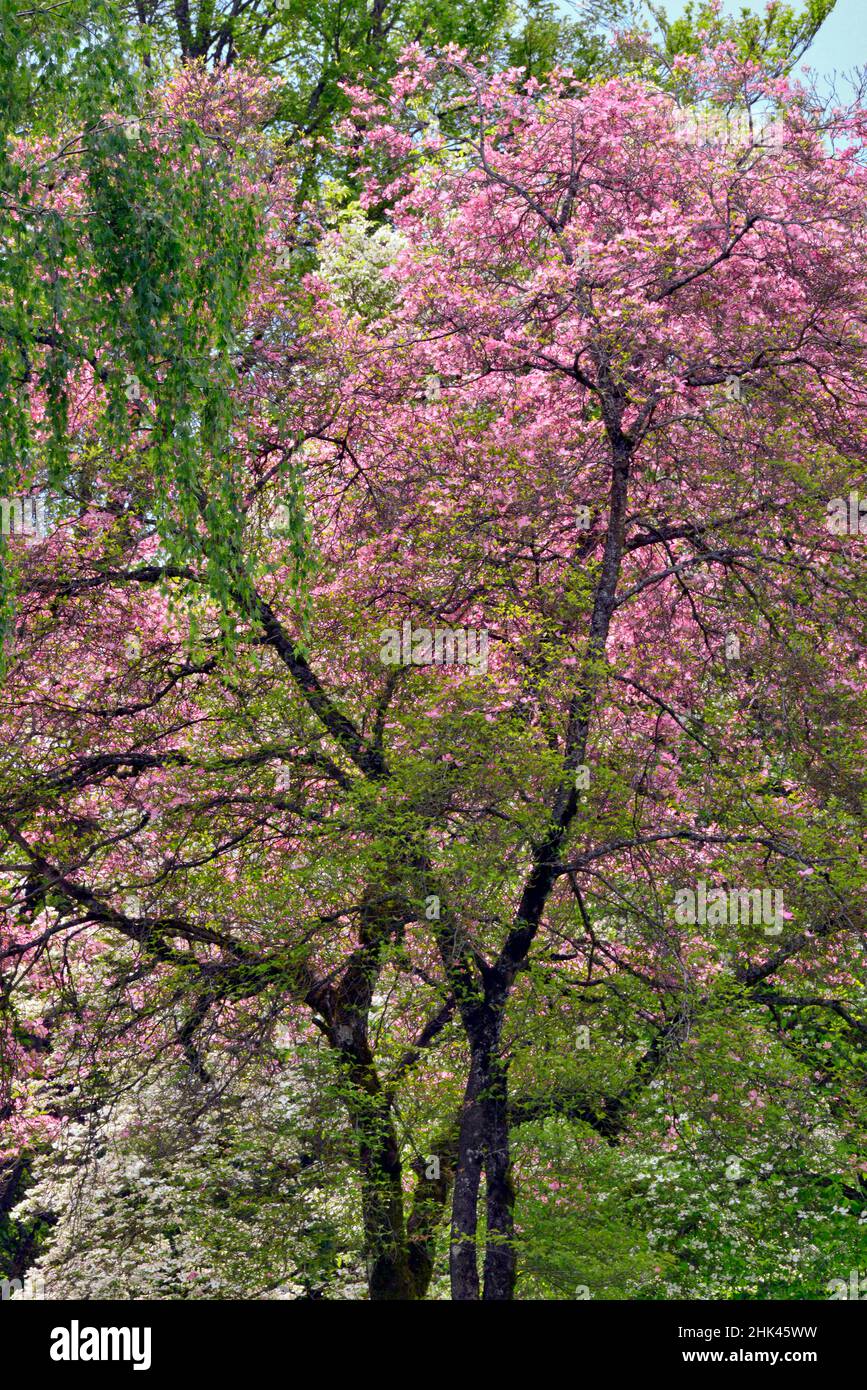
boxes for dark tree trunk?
[449,1001,517,1301]
[449,1045,487,1299]
[407,1131,456,1297]
[344,1058,416,1300]
[481,1053,516,1300]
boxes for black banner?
[3,1298,861,1378]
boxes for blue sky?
[659,0,867,86]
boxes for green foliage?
[644,0,837,77]
[0,3,269,663]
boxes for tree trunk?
[449,1045,488,1299]
[449,1003,517,1300]
[481,1052,516,1300]
[342,1052,417,1300]
[407,1130,457,1297]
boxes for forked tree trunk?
[449,1005,517,1300]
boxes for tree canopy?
[2,0,866,1304]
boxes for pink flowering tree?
[2,48,867,1300]
[344,46,867,1297]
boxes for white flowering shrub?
[11,1064,367,1300]
[317,206,403,322]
